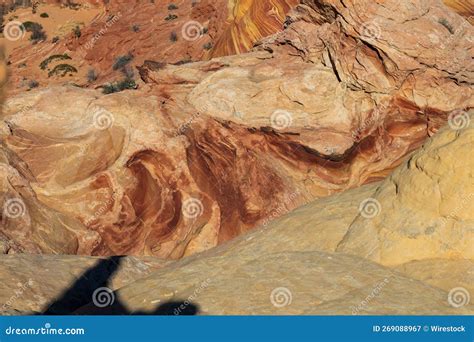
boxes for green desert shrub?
[87,69,98,82]
[22,21,42,31]
[28,80,39,89]
[112,53,134,70]
[438,18,454,34]
[48,64,78,77]
[23,21,47,43]
[40,54,71,70]
[73,25,81,38]
[165,14,178,21]
[102,78,137,94]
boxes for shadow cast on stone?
[42,256,199,316]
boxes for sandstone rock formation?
[0,0,473,316]
[2,0,472,95]
[74,112,474,315]
[2,115,473,315]
[1,0,473,258]
[2,0,297,95]
[0,254,169,314]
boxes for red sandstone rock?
[0,0,473,258]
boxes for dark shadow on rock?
[42,256,199,316]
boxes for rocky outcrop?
[72,112,474,315]
[0,0,473,316]
[1,115,468,315]
[4,0,297,95]
[0,254,169,314]
[444,0,474,22]
[1,0,473,258]
[209,0,299,57]
[337,115,474,265]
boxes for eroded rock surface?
[0,254,169,314]
[1,0,473,258]
[72,113,474,315]
[0,0,473,316]
[3,0,296,95]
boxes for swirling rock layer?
[1,0,473,258]
[3,0,297,96]
[3,114,474,314]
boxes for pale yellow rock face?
[81,250,472,315]
[395,259,474,297]
[0,255,169,314]
[337,112,474,266]
[70,112,473,315]
[0,0,473,316]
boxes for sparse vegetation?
[438,18,454,34]
[40,54,72,70]
[203,42,213,50]
[64,1,81,10]
[113,53,134,70]
[52,36,59,43]
[170,31,177,42]
[48,64,78,77]
[22,21,41,31]
[174,59,192,65]
[40,12,49,18]
[23,21,47,43]
[132,24,140,32]
[30,27,47,43]
[165,14,178,21]
[27,80,39,89]
[102,78,137,94]
[87,69,98,82]
[168,4,178,10]
[73,25,81,38]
